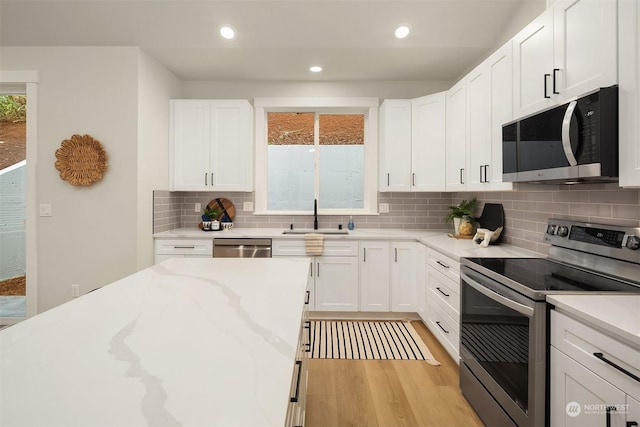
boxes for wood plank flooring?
[305,320,484,427]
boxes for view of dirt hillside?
[0,95,26,297]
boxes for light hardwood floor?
[305,320,484,427]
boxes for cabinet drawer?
[551,310,640,399]
[273,239,358,257]
[427,301,459,361]
[427,266,460,315]
[154,239,213,256]
[427,249,460,283]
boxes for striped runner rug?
[310,320,440,365]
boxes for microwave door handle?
[461,272,534,317]
[561,100,579,166]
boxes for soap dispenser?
[347,216,355,230]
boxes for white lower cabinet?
[424,248,461,362]
[359,241,391,311]
[285,292,310,427]
[550,310,640,427]
[273,239,359,312]
[153,239,213,264]
[314,256,359,311]
[359,241,417,312]
[416,243,427,322]
[390,241,418,312]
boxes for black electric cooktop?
[464,257,640,294]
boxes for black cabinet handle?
[317,262,320,277]
[304,320,311,352]
[394,248,398,262]
[290,360,302,402]
[436,321,449,334]
[459,168,464,184]
[606,406,616,427]
[544,73,551,98]
[363,248,366,262]
[304,290,310,305]
[387,173,390,186]
[436,287,450,297]
[436,260,450,269]
[627,422,639,427]
[484,164,489,183]
[593,352,640,382]
[173,245,195,249]
[412,172,416,186]
[480,165,484,183]
[310,262,313,277]
[204,173,207,186]
[553,68,560,94]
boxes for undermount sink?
[282,229,349,235]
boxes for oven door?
[460,267,547,427]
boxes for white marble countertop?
[154,227,540,260]
[547,294,640,350]
[0,258,311,427]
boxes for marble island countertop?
[155,227,540,260]
[0,258,311,427]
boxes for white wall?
[182,80,452,101]
[1,46,142,311]
[136,51,182,270]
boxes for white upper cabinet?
[379,100,412,192]
[446,42,515,192]
[378,93,446,193]
[553,0,617,100]
[619,0,640,187]
[170,99,253,191]
[411,92,447,192]
[445,80,467,191]
[513,0,617,119]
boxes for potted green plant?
[202,205,222,222]
[445,197,478,235]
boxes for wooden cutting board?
[207,198,235,222]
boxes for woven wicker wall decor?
[55,134,108,186]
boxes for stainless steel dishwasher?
[212,238,272,258]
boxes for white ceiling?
[0,0,545,82]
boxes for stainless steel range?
[459,219,640,427]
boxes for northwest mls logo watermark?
[566,401,581,417]
[566,401,629,417]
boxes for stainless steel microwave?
[502,86,618,184]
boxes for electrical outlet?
[243,202,254,212]
[379,203,390,213]
[71,284,80,298]
[195,203,201,212]
[39,204,52,217]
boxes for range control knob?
[557,226,569,237]
[626,236,640,250]
[546,224,557,235]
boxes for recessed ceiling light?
[395,25,410,39]
[309,66,323,73]
[219,26,236,40]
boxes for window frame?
[254,97,379,215]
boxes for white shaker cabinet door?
[553,0,617,100]
[359,241,390,312]
[445,81,467,191]
[379,100,412,192]
[513,9,555,119]
[390,241,417,312]
[620,0,640,187]
[411,92,446,192]
[170,100,211,191]
[314,257,359,312]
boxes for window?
[255,98,378,215]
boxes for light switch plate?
[379,203,389,213]
[243,202,254,212]
[39,204,52,217]
[195,203,201,212]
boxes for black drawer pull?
[436,260,449,269]
[173,245,195,249]
[304,320,311,352]
[436,287,450,297]
[290,360,302,403]
[304,290,310,305]
[627,422,638,427]
[593,352,640,383]
[544,73,551,98]
[436,321,449,334]
[553,68,560,94]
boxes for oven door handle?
[461,272,535,317]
